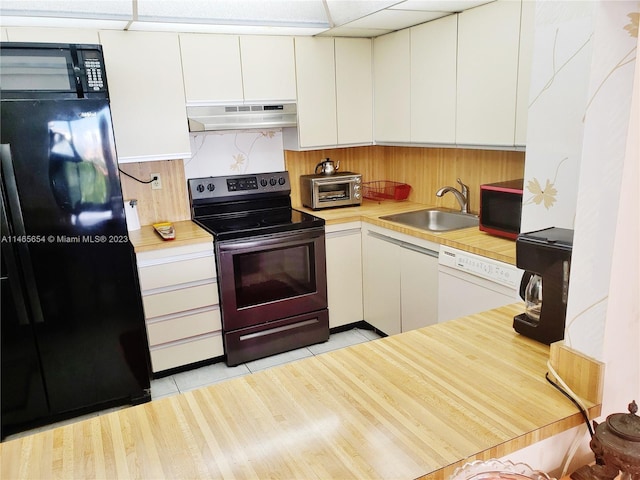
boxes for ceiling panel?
[0,0,499,37]
[343,8,449,29]
[325,0,401,26]
[388,1,494,12]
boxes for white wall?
[599,20,640,447]
[565,0,639,361]
[504,1,639,476]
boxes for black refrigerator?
[0,42,151,438]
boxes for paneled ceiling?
[0,0,495,37]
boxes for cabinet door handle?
[367,230,438,258]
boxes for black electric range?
[189,171,324,241]
[187,171,329,366]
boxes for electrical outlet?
[151,173,162,190]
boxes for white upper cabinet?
[5,27,99,44]
[335,38,373,145]
[1,28,7,41]
[515,0,535,147]
[373,29,411,143]
[179,34,295,105]
[293,36,337,148]
[410,14,457,144]
[285,37,373,150]
[239,36,296,103]
[456,0,522,146]
[99,30,190,163]
[179,34,243,105]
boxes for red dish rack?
[362,181,411,201]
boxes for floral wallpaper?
[185,129,285,179]
[520,1,596,231]
[522,5,638,231]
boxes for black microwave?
[479,179,524,240]
[0,42,109,100]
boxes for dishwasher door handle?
[367,230,438,258]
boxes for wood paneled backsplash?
[119,147,524,226]
[119,159,191,226]
[285,146,525,214]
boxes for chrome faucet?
[436,178,470,214]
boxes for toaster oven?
[300,172,362,210]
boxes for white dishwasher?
[438,245,524,323]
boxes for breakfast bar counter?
[0,304,601,480]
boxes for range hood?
[187,104,297,132]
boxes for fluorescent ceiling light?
[136,0,330,28]
[0,0,132,20]
[0,15,130,30]
[127,21,327,36]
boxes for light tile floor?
[151,327,381,399]
[5,327,381,441]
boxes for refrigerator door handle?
[1,202,31,326]
[1,143,45,324]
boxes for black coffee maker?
[514,227,574,344]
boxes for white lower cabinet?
[362,227,401,335]
[362,225,439,336]
[325,223,364,329]
[136,242,222,373]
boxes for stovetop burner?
[189,171,325,241]
[194,208,323,240]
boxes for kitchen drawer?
[146,308,222,346]
[149,333,224,372]
[136,242,212,263]
[142,282,218,318]
[138,256,216,291]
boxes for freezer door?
[1,99,150,422]
[1,193,49,437]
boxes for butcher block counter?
[0,304,602,480]
[296,199,517,265]
[128,219,212,253]
[127,201,515,263]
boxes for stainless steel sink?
[380,208,479,232]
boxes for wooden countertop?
[128,201,515,264]
[0,304,600,480]
[297,200,517,264]
[128,220,212,253]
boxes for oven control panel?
[189,172,291,202]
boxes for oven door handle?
[218,227,325,252]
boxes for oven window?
[233,244,316,308]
